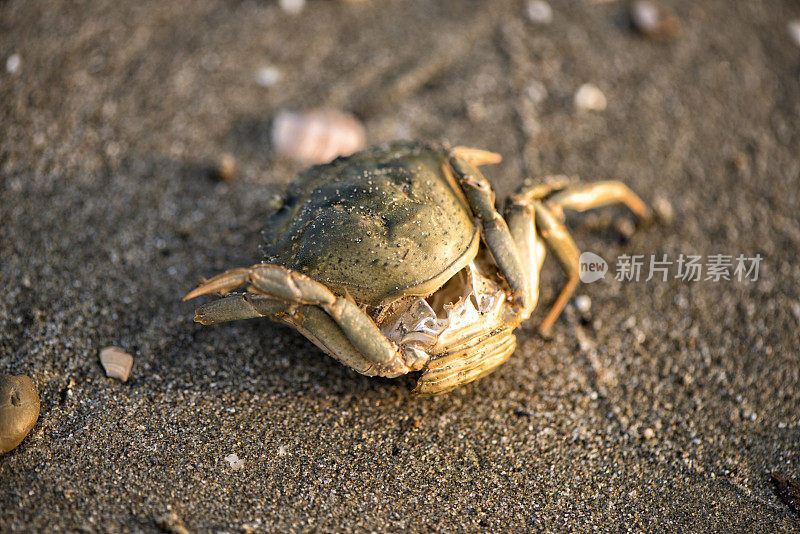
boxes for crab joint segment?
[450,155,530,313]
[450,146,502,167]
[185,264,412,377]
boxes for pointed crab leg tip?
[183,288,205,301]
[451,146,503,166]
[538,326,554,340]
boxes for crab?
[184,142,651,395]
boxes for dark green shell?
[263,142,479,306]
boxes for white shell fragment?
[272,109,366,165]
[525,80,548,105]
[525,1,553,25]
[630,1,680,40]
[574,295,592,314]
[99,346,133,382]
[6,53,21,74]
[279,0,305,15]
[225,453,245,470]
[574,83,607,111]
[254,66,282,87]
[789,20,800,48]
[653,195,673,225]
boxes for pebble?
[156,512,190,534]
[525,1,553,25]
[615,218,636,240]
[6,53,21,74]
[642,427,655,440]
[254,66,282,87]
[99,346,133,382]
[789,20,800,48]
[630,1,680,40]
[574,83,607,111]
[225,453,245,469]
[574,295,592,314]
[214,153,236,182]
[0,374,40,454]
[271,108,366,165]
[279,0,305,14]
[525,80,548,105]
[652,195,673,225]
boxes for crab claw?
[182,268,252,301]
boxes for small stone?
[525,1,553,25]
[6,53,21,74]
[156,512,190,534]
[214,153,236,182]
[225,453,245,469]
[652,195,673,225]
[99,346,133,382]
[277,445,287,457]
[254,66,282,87]
[788,21,800,48]
[279,0,305,14]
[525,80,548,105]
[615,218,636,240]
[791,302,800,325]
[731,151,749,171]
[630,1,680,40]
[0,374,40,454]
[574,83,607,111]
[574,295,592,313]
[642,427,655,440]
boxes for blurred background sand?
[1,1,799,531]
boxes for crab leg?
[449,155,531,314]
[192,294,383,375]
[192,293,289,324]
[185,264,412,377]
[508,178,651,334]
[515,180,652,224]
[450,146,503,167]
[532,203,581,335]
[504,202,546,321]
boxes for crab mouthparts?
[381,261,510,357]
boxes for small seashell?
[652,195,673,225]
[0,374,40,454]
[6,53,21,74]
[525,80,548,105]
[271,109,366,165]
[574,83,607,111]
[99,346,133,382]
[254,66,282,87]
[279,0,305,15]
[574,295,592,314]
[525,0,553,25]
[630,1,680,40]
[789,20,800,48]
[225,452,245,469]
